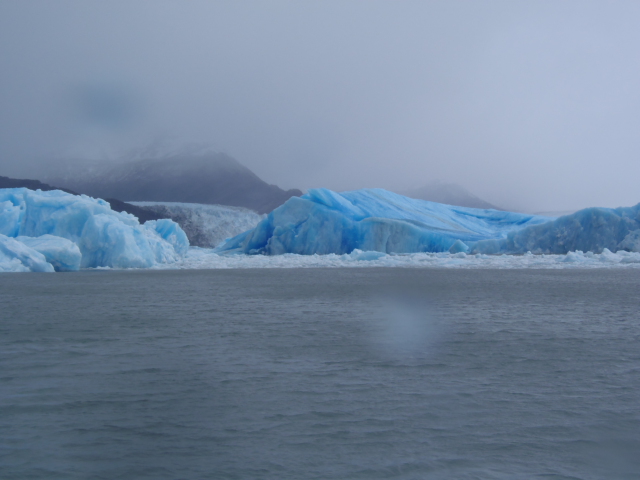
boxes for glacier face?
[217,188,553,255]
[473,204,640,254]
[0,188,189,272]
[131,202,264,248]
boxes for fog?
[1,1,639,212]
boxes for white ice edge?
[128,247,640,270]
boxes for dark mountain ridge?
[0,175,77,195]
[40,153,302,214]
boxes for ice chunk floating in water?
[448,239,470,254]
[0,188,189,272]
[161,247,640,270]
[217,188,552,255]
[473,203,640,254]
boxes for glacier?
[0,188,189,272]
[131,201,264,248]
[216,188,553,255]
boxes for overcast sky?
[1,1,639,211]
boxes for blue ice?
[473,203,640,254]
[16,235,82,272]
[0,188,189,272]
[217,188,553,255]
[0,234,55,272]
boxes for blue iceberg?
[16,235,82,272]
[0,188,189,272]
[0,234,55,272]
[473,203,640,254]
[217,188,553,255]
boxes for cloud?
[1,1,639,211]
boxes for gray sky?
[1,1,639,212]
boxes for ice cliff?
[0,188,189,272]
[217,188,552,255]
[131,202,264,248]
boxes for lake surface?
[2,269,639,479]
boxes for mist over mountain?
[37,153,302,214]
[401,182,500,210]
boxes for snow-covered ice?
[157,247,640,270]
[217,188,553,255]
[0,188,189,272]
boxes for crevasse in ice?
[216,188,553,255]
[0,188,189,272]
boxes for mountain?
[0,175,77,195]
[401,182,500,210]
[39,153,302,214]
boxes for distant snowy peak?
[38,153,302,214]
[402,182,500,210]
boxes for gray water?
[1,269,639,480]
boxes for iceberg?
[0,188,189,271]
[0,234,55,272]
[472,203,640,254]
[16,235,81,272]
[217,188,553,255]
